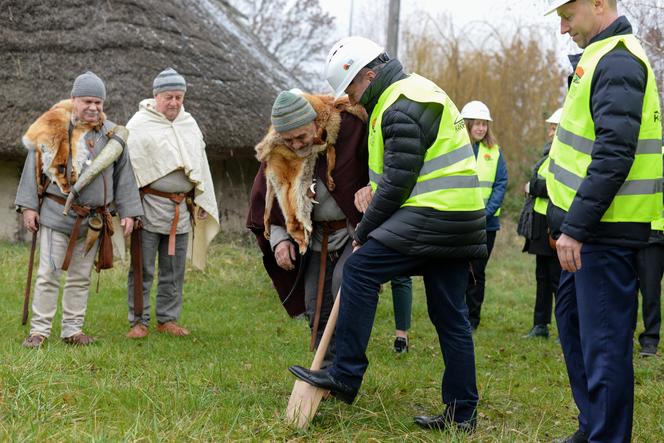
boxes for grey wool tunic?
[15,120,144,236]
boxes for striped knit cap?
[153,67,187,95]
[271,90,317,132]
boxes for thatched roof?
[0,0,297,158]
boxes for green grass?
[1,226,663,442]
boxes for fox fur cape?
[22,99,107,194]
[255,94,367,254]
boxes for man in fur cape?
[16,71,143,348]
[124,68,219,339]
[250,89,367,361]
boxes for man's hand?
[354,186,373,213]
[23,209,40,233]
[274,240,296,270]
[121,217,134,237]
[524,182,530,194]
[556,233,583,272]
[197,207,209,220]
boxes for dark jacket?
[473,141,508,231]
[524,143,556,256]
[547,16,651,248]
[355,59,487,258]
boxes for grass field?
[0,226,662,442]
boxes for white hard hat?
[460,101,492,121]
[325,36,385,99]
[546,107,563,124]
[544,0,573,15]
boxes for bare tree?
[402,16,567,217]
[622,0,664,100]
[225,0,336,91]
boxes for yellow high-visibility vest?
[547,34,662,222]
[533,156,551,215]
[367,74,484,212]
[476,142,502,216]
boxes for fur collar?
[255,94,367,253]
[22,99,106,194]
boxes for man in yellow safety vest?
[544,0,663,441]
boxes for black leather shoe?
[553,429,588,443]
[394,337,408,353]
[413,414,476,433]
[524,324,549,339]
[288,366,357,404]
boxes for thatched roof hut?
[0,0,296,158]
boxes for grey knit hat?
[71,71,106,100]
[271,90,317,132]
[153,67,187,95]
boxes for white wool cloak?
[124,99,219,270]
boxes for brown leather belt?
[140,187,193,256]
[309,218,347,352]
[46,194,108,271]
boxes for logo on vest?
[483,153,492,161]
[371,117,377,130]
[655,110,661,124]
[572,66,584,84]
[454,116,465,132]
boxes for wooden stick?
[22,231,38,325]
[286,288,341,428]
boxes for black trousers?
[635,242,664,348]
[533,254,561,326]
[466,230,496,329]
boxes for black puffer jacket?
[547,16,652,248]
[355,60,487,258]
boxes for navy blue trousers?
[329,239,478,421]
[555,244,637,442]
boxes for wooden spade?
[286,288,341,428]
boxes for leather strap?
[309,223,329,352]
[140,187,188,256]
[308,219,346,352]
[47,194,91,271]
[130,220,144,317]
[316,219,347,231]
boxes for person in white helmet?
[460,100,508,331]
[520,108,563,339]
[544,0,662,441]
[290,36,487,433]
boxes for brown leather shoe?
[22,334,46,348]
[126,324,148,339]
[62,332,94,346]
[156,321,190,336]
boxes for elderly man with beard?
[251,90,367,363]
[124,68,220,339]
[16,71,143,348]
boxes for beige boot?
[156,321,190,336]
[126,324,149,339]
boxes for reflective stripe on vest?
[368,74,484,212]
[533,156,550,215]
[476,142,502,216]
[653,215,664,231]
[547,33,663,222]
[654,145,664,231]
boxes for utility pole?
[348,0,354,36]
[386,0,401,58]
